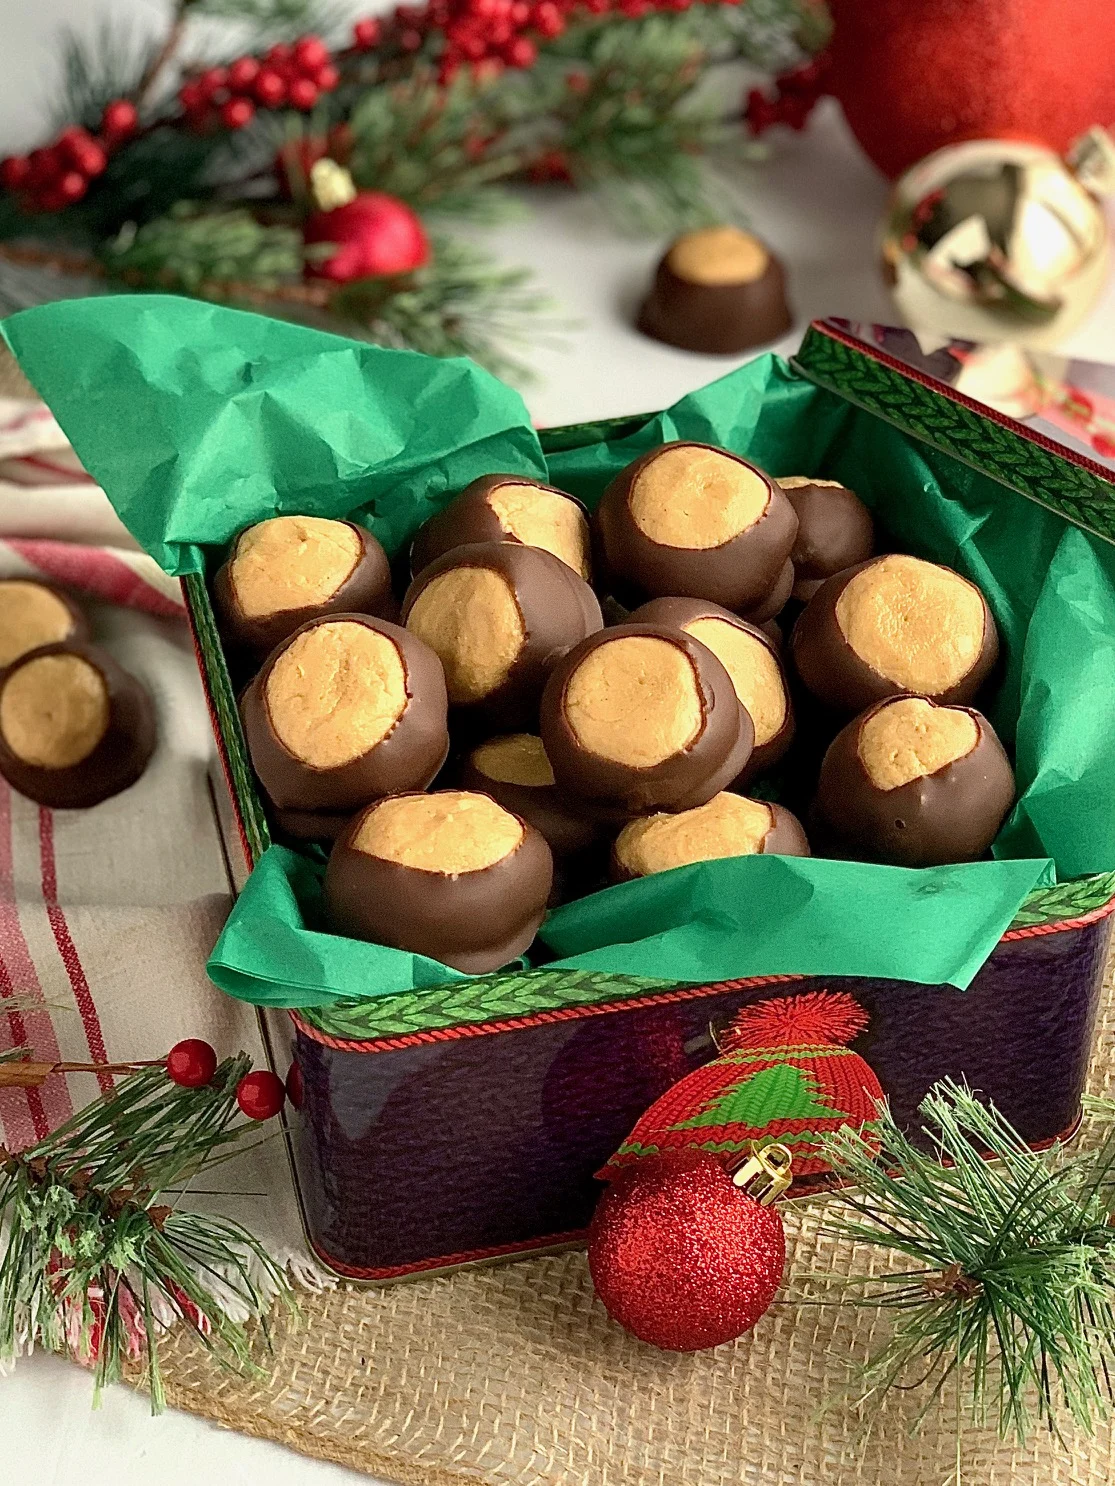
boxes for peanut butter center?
[629,447,770,550]
[231,516,362,619]
[777,476,846,491]
[406,567,525,704]
[472,733,555,787]
[564,636,703,767]
[487,484,590,579]
[0,584,77,666]
[616,792,774,877]
[684,617,786,746]
[352,790,524,874]
[265,621,408,769]
[666,227,770,287]
[857,697,980,791]
[0,653,109,769]
[835,555,987,694]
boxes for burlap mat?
[146,941,1115,1486]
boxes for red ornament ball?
[828,0,1115,180]
[588,1151,785,1351]
[166,1039,218,1089]
[236,1069,286,1120]
[303,191,430,282]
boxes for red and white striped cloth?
[0,394,316,1290]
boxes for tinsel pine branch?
[800,1081,1115,1445]
[0,1055,294,1409]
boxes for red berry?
[166,1039,218,1089]
[36,187,67,212]
[285,1062,304,1110]
[57,171,87,203]
[179,81,205,112]
[266,42,292,67]
[315,62,340,90]
[565,70,589,93]
[253,69,288,107]
[72,140,108,178]
[503,35,537,66]
[583,0,609,13]
[198,66,228,100]
[236,1070,286,1120]
[221,97,256,130]
[0,156,30,192]
[293,36,330,73]
[399,30,424,52]
[532,2,565,36]
[353,17,381,48]
[510,1,530,21]
[227,56,261,92]
[620,0,650,18]
[288,77,319,110]
[100,99,138,140]
[460,32,487,59]
[57,126,92,156]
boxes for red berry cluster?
[165,1038,287,1120]
[0,99,138,212]
[178,35,340,132]
[745,52,831,136]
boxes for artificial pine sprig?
[0,1050,294,1410]
[805,1081,1115,1445]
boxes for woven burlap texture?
[147,941,1115,1486]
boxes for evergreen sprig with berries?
[0,0,828,375]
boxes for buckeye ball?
[594,443,797,613]
[612,792,809,881]
[461,733,600,859]
[410,475,591,581]
[402,541,602,728]
[0,641,155,808]
[791,555,999,713]
[635,227,792,355]
[324,790,553,972]
[813,695,1015,868]
[214,515,395,660]
[539,624,754,818]
[778,477,875,601]
[240,615,449,837]
[0,580,88,666]
[629,597,793,781]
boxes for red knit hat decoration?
[598,990,884,1186]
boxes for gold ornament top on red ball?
[303,160,431,283]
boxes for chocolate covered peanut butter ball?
[214,515,395,660]
[539,624,754,818]
[324,790,553,972]
[791,555,999,714]
[0,641,155,808]
[813,695,1015,867]
[240,615,449,838]
[410,475,591,580]
[0,580,88,666]
[594,443,798,614]
[636,227,792,355]
[612,791,809,880]
[461,733,600,859]
[777,477,875,602]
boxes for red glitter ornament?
[828,0,1115,181]
[588,1150,786,1351]
[166,1039,218,1089]
[303,187,430,281]
[236,1069,286,1120]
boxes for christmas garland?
[0,0,830,377]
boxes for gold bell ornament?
[881,129,1115,348]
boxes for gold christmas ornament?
[882,130,1115,348]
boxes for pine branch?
[101,203,304,292]
[50,20,162,131]
[798,1082,1115,1445]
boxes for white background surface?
[3,3,1115,1484]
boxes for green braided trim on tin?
[184,572,271,863]
[793,328,1115,544]
[1005,870,1115,930]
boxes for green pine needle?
[799,1082,1115,1445]
[0,1056,295,1410]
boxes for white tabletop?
[4,4,1115,1482]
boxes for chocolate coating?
[402,541,603,728]
[271,806,355,844]
[324,793,553,972]
[410,475,590,580]
[214,519,396,661]
[539,624,754,818]
[0,641,155,809]
[741,557,795,624]
[628,597,794,782]
[636,228,792,355]
[240,615,449,814]
[594,443,798,613]
[0,580,88,665]
[790,557,999,714]
[813,698,1015,867]
[460,737,601,859]
[780,478,875,602]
